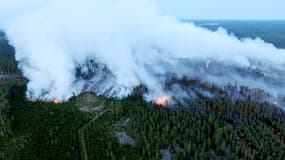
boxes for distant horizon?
[155,0,285,20]
[1,19,285,31]
[182,19,285,21]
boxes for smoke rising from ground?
[0,0,285,105]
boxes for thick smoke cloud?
[0,0,285,105]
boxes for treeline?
[164,77,284,123]
[1,85,91,160]
[0,80,15,137]
[0,33,18,74]
[122,96,285,159]
[0,80,285,159]
[81,94,285,160]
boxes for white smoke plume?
[0,0,285,106]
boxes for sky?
[0,0,284,21]
[154,0,285,20]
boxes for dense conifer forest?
[0,31,285,160]
[0,33,17,74]
[0,82,284,159]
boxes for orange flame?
[154,95,171,106]
[50,98,61,104]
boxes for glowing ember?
[154,95,171,106]
[51,98,61,104]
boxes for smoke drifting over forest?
[0,0,285,107]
